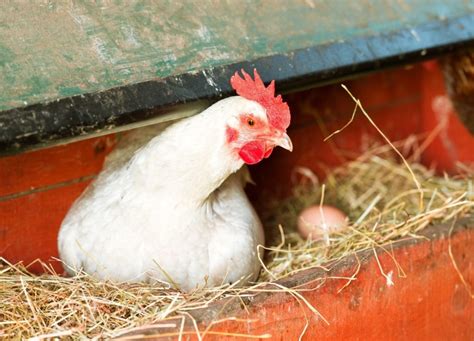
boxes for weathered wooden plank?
[0,0,469,111]
[118,222,474,340]
[0,135,114,197]
[0,1,473,153]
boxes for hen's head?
[223,69,292,165]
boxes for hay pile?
[1,143,473,339]
[260,143,473,281]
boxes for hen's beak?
[274,133,293,151]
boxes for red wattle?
[238,141,266,165]
[264,148,273,158]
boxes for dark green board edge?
[1,13,473,155]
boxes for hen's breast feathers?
[206,171,264,285]
[58,116,264,291]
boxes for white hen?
[58,70,292,291]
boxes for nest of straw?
[1,143,473,339]
[260,143,473,281]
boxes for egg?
[297,205,348,241]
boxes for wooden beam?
[1,1,474,153]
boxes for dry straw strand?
[1,89,473,338]
[1,142,472,339]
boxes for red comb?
[230,69,290,131]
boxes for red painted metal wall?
[1,61,473,273]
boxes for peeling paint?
[410,28,421,41]
[202,69,220,91]
[1,1,472,112]
[0,3,473,152]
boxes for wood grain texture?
[0,135,115,197]
[0,0,470,111]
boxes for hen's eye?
[247,118,255,126]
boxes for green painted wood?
[0,0,472,111]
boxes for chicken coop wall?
[1,60,473,273]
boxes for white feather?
[58,97,266,291]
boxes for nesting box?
[1,2,474,339]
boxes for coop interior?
[2,57,473,339]
[1,3,474,340]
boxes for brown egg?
[297,205,348,241]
